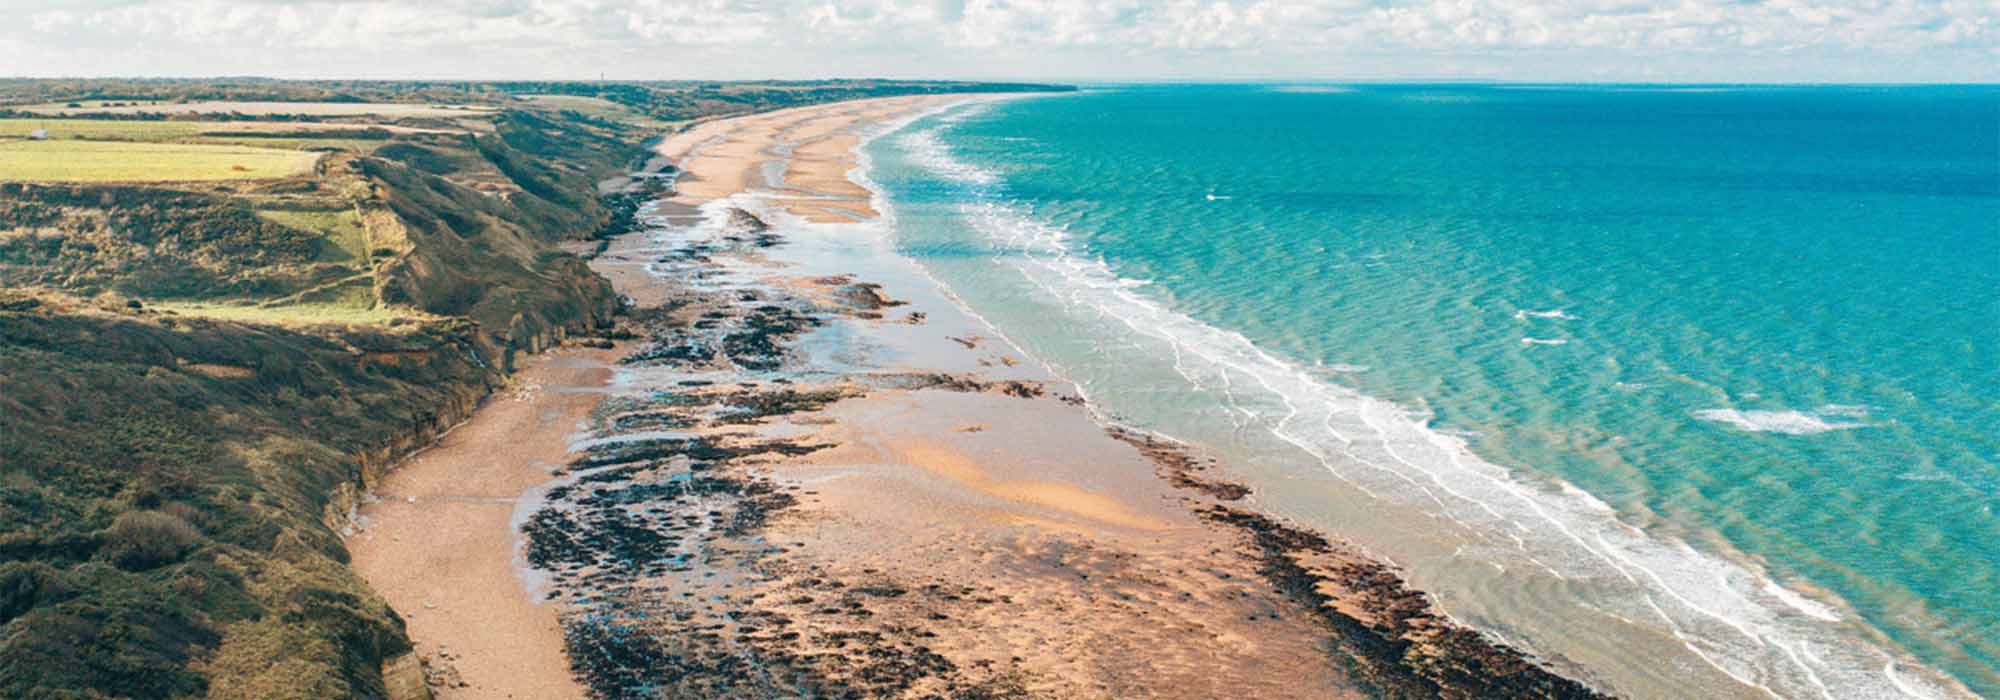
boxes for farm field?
[198,135,387,151]
[0,118,213,140]
[0,119,404,156]
[22,100,495,117]
[515,94,670,127]
[0,139,321,182]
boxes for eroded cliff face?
[0,110,638,700]
[356,112,636,367]
[0,301,515,700]
[358,153,621,368]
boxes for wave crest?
[1693,406,1874,435]
[1515,308,1579,321]
[884,113,1957,700]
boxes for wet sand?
[351,95,1610,699]
[655,95,954,222]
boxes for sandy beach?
[350,94,1607,699]
[347,350,618,699]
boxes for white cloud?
[1,0,1993,80]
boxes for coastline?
[875,90,1985,700]
[350,94,1608,699]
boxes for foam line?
[1692,406,1874,435]
[870,109,1963,700]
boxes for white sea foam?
[899,129,1000,185]
[1693,405,1874,435]
[882,112,1965,700]
[1893,471,1951,483]
[566,430,698,453]
[1560,481,1618,514]
[1516,308,1579,320]
[1764,582,1845,623]
[1269,85,1357,94]
[1521,337,1569,345]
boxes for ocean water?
[861,85,1999,699]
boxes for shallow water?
[863,85,1999,699]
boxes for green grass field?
[257,209,370,265]
[0,119,212,140]
[0,139,321,182]
[197,136,386,152]
[516,94,670,128]
[0,120,399,153]
[24,101,495,117]
[153,296,414,327]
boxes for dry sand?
[344,97,976,700]
[347,94,1604,700]
[655,94,959,222]
[347,350,616,700]
[555,93,1372,698]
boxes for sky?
[1,0,1994,83]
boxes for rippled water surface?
[863,85,1998,698]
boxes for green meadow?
[256,209,372,265]
[0,118,213,140]
[151,299,415,327]
[515,94,672,128]
[0,118,397,153]
[0,139,321,182]
[0,78,1069,700]
[22,100,494,117]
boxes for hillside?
[0,79,1066,700]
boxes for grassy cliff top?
[0,77,1071,700]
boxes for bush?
[99,510,201,570]
[0,561,72,625]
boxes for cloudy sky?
[2,0,1994,82]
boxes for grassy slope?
[0,78,1067,700]
[1,300,495,700]
[255,209,371,265]
[0,103,634,700]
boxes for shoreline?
[350,94,1609,699]
[874,94,1982,700]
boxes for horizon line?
[3,76,1996,88]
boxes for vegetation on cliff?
[1,299,495,699]
[0,78,1066,699]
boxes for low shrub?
[99,510,202,570]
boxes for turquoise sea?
[863,85,1998,698]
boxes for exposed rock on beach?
[351,95,1613,700]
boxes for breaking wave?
[1693,405,1874,435]
[879,112,1959,700]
